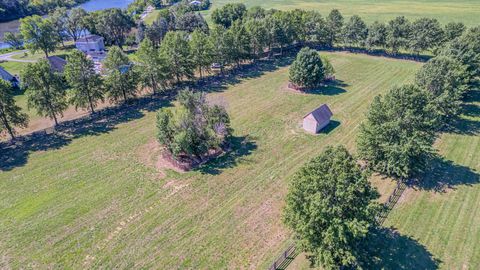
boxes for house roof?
[304,104,333,123]
[0,66,15,81]
[77,35,104,43]
[47,56,67,73]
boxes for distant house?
[190,0,202,5]
[0,66,19,88]
[46,56,67,73]
[75,35,105,53]
[303,104,333,133]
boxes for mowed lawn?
[201,0,480,26]
[0,52,422,268]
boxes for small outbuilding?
[303,104,333,133]
[0,66,19,88]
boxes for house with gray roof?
[0,66,19,88]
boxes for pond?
[0,0,135,48]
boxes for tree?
[211,3,247,28]
[444,22,466,42]
[409,18,444,54]
[303,11,330,46]
[20,15,59,57]
[96,8,134,47]
[289,47,325,88]
[65,7,88,42]
[415,56,468,125]
[283,145,380,269]
[22,60,67,125]
[244,18,268,60]
[386,16,411,54]
[321,55,335,79]
[0,79,28,139]
[136,21,146,44]
[189,30,214,79]
[64,50,104,114]
[146,17,169,47]
[366,21,387,50]
[342,15,368,47]
[160,31,194,83]
[3,32,23,49]
[357,84,438,179]
[326,9,344,47]
[156,89,232,159]
[440,26,480,92]
[175,12,209,33]
[103,46,138,103]
[136,38,168,93]
[49,7,68,47]
[209,25,232,74]
[229,20,251,67]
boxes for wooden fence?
[268,179,408,270]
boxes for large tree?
[65,7,88,42]
[409,17,445,54]
[19,15,59,57]
[326,9,344,47]
[289,47,325,88]
[49,7,69,47]
[22,60,67,126]
[342,15,368,47]
[211,3,246,28]
[283,145,380,269]
[136,38,168,93]
[0,79,29,139]
[303,11,330,47]
[386,16,411,54]
[103,46,138,103]
[160,31,194,83]
[415,56,468,125]
[443,22,466,42]
[175,12,209,33]
[64,50,104,114]
[3,32,24,49]
[146,17,169,47]
[244,18,268,60]
[229,20,251,67]
[189,29,214,79]
[357,84,438,179]
[366,21,387,50]
[95,8,134,47]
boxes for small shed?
[303,104,333,133]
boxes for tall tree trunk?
[151,75,157,94]
[122,89,128,103]
[52,113,59,126]
[88,93,95,114]
[0,111,15,140]
[44,50,49,58]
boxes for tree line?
[0,0,89,23]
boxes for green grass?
[10,46,74,62]
[143,9,161,25]
[0,52,426,268]
[201,0,480,26]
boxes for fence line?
[268,179,408,270]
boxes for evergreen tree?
[444,22,466,42]
[0,79,28,139]
[244,18,268,60]
[366,21,387,50]
[289,47,325,88]
[22,60,67,125]
[326,9,344,46]
[136,38,168,93]
[386,16,411,54]
[409,18,444,54]
[342,15,368,47]
[64,50,104,113]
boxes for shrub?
[289,47,325,88]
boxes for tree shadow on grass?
[195,135,257,175]
[445,90,480,135]
[411,155,480,192]
[305,80,348,96]
[359,227,441,270]
[0,95,172,171]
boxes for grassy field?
[0,52,424,268]
[201,0,480,26]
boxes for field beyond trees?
[202,0,480,26]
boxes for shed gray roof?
[77,35,104,43]
[304,104,333,123]
[47,56,67,73]
[0,66,14,81]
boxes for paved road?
[0,50,35,63]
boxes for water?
[0,0,135,48]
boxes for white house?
[303,104,333,133]
[75,35,105,53]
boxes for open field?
[0,52,422,268]
[201,0,480,26]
